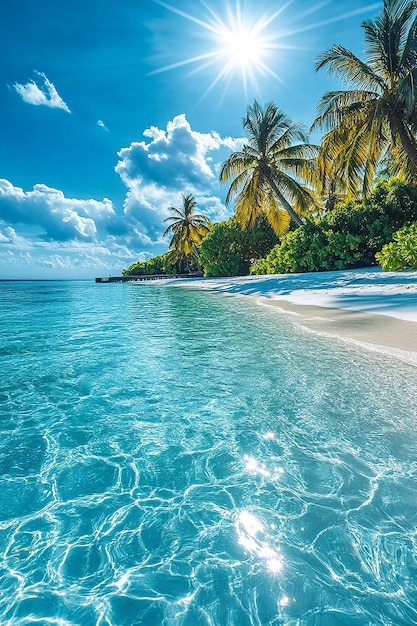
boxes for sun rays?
[151,0,383,102]
[151,0,291,99]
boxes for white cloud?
[0,178,168,278]
[0,115,245,277]
[0,179,115,241]
[0,226,31,248]
[198,195,230,223]
[13,71,70,112]
[0,229,148,279]
[98,119,109,131]
[116,114,240,192]
[115,114,238,240]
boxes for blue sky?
[0,0,381,279]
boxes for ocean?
[1,280,417,625]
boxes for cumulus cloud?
[115,114,241,240]
[0,179,167,278]
[116,113,241,191]
[0,114,246,277]
[0,226,31,248]
[0,179,115,242]
[0,245,115,278]
[13,71,70,112]
[0,225,150,279]
[198,195,230,223]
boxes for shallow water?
[0,280,416,625]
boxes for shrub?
[252,220,362,274]
[375,222,417,271]
[253,178,417,274]
[199,217,279,277]
[122,254,175,276]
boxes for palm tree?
[219,100,318,234]
[313,0,417,198]
[163,194,210,272]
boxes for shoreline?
[256,296,417,364]
[162,268,417,364]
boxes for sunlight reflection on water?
[0,281,417,625]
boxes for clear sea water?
[1,280,417,626]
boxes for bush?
[122,254,175,276]
[199,225,251,277]
[375,222,417,271]
[252,220,362,274]
[253,178,417,274]
[199,217,279,277]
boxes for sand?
[163,268,417,364]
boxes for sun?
[210,2,274,71]
[216,22,265,67]
[151,0,289,98]
[151,0,383,101]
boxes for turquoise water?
[1,280,417,626]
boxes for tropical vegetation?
[199,216,280,277]
[122,254,176,277]
[252,178,417,274]
[313,0,417,198]
[220,100,318,232]
[162,193,210,272]
[123,1,417,278]
[376,221,417,270]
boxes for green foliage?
[220,100,318,231]
[199,217,280,277]
[376,222,417,271]
[253,178,417,274]
[122,254,175,276]
[314,0,417,198]
[199,223,249,277]
[251,221,362,273]
[163,193,210,272]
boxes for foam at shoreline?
[162,268,417,363]
[256,297,417,366]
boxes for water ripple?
[1,281,417,624]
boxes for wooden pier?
[95,273,202,283]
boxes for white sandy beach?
[165,268,417,363]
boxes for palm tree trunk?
[390,114,417,169]
[265,173,305,226]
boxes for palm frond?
[315,45,385,91]
[271,168,317,215]
[313,90,380,132]
[264,194,291,236]
[163,194,209,260]
[364,0,417,76]
[234,171,264,230]
[399,10,417,71]
[219,149,257,180]
[224,169,253,205]
[314,0,417,194]
[221,100,322,227]
[276,143,320,161]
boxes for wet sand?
[256,296,417,363]
[162,270,417,364]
